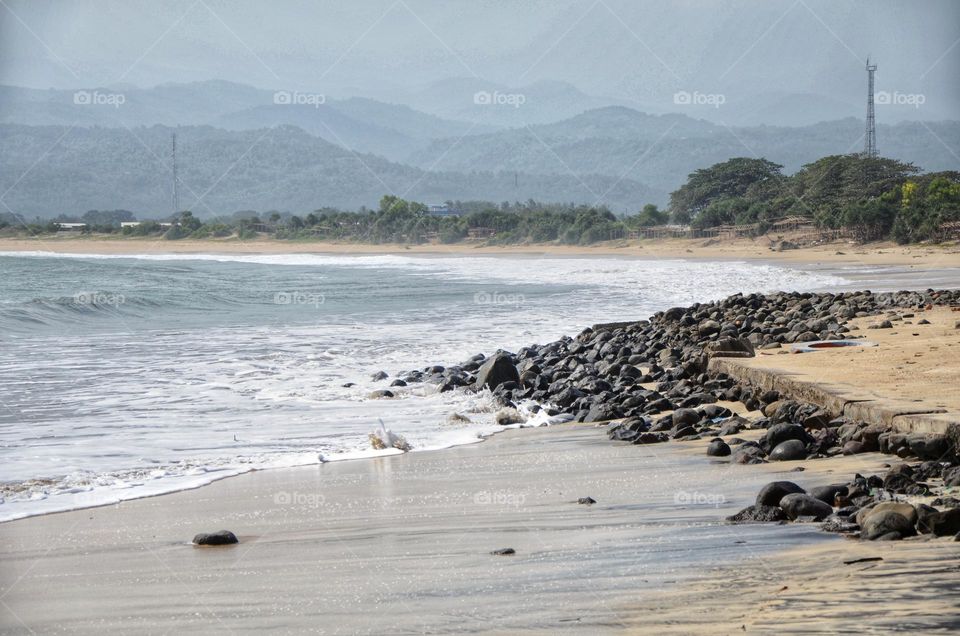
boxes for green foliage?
[632,204,669,227]
[890,173,960,243]
[669,158,784,223]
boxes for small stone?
[193,530,239,546]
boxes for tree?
[793,155,919,227]
[669,158,784,224]
[633,203,669,227]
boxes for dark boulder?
[474,353,520,391]
[779,493,833,521]
[672,408,700,428]
[769,439,808,461]
[732,444,765,464]
[706,438,731,457]
[809,484,848,505]
[930,509,960,537]
[756,481,805,507]
[726,504,787,524]
[193,530,239,546]
[944,466,960,488]
[862,511,916,540]
[764,423,811,452]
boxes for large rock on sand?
[756,481,805,507]
[474,353,520,391]
[855,502,918,528]
[769,439,808,461]
[861,511,916,540]
[779,493,833,521]
[193,530,239,546]
[727,504,787,524]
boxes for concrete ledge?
[843,400,948,429]
[891,412,960,434]
[708,357,959,434]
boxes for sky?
[1,0,958,122]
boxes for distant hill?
[410,107,960,194]
[0,81,495,161]
[0,124,663,218]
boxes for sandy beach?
[2,245,959,634]
[0,422,903,635]
[2,235,959,269]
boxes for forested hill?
[0,124,661,218]
[411,107,960,192]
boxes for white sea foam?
[0,251,850,521]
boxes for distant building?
[121,221,173,229]
[56,222,87,231]
[426,204,461,217]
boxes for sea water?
[0,251,847,521]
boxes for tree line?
[3,153,957,245]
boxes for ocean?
[0,251,847,521]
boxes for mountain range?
[0,80,956,219]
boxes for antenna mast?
[171,132,181,215]
[864,58,877,157]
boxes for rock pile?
[730,468,960,541]
[385,289,960,543]
[389,290,958,442]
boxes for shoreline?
[0,422,890,634]
[2,234,960,269]
[2,262,959,630]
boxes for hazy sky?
[1,0,958,120]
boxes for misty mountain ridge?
[0,123,661,218]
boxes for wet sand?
[0,423,873,635]
[1,235,959,269]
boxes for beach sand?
[1,235,959,269]
[742,307,960,414]
[0,423,898,635]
